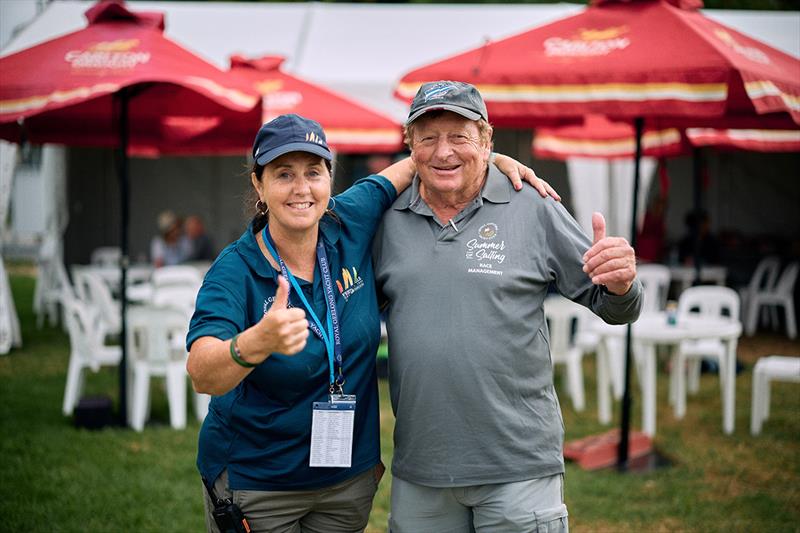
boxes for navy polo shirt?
[187,175,396,491]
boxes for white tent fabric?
[566,158,656,242]
[41,145,69,240]
[0,140,22,354]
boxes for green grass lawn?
[1,273,798,532]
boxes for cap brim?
[255,141,333,166]
[405,104,482,125]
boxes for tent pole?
[115,89,130,427]
[618,116,644,470]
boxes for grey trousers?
[203,466,380,533]
[389,473,568,533]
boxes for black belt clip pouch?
[202,477,251,533]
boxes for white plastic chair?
[0,257,22,354]
[33,237,72,328]
[544,295,590,412]
[62,294,122,415]
[671,286,740,420]
[740,256,780,334]
[126,305,191,431]
[745,262,798,340]
[751,355,800,435]
[149,285,208,421]
[636,263,671,312]
[151,285,199,318]
[74,270,121,339]
[90,246,121,267]
[151,265,203,290]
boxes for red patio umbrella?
[397,0,799,130]
[396,0,800,467]
[0,0,261,426]
[0,1,260,155]
[225,55,402,154]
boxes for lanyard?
[262,226,344,391]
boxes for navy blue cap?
[406,81,488,126]
[252,114,332,166]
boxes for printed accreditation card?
[310,395,356,468]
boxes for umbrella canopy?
[227,55,403,154]
[396,0,800,130]
[533,115,800,160]
[533,115,688,160]
[686,127,800,152]
[0,0,261,156]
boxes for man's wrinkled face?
[410,112,491,197]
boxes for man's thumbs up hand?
[582,212,637,296]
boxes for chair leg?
[166,363,187,430]
[130,366,150,432]
[607,337,624,400]
[194,392,210,422]
[668,352,678,406]
[596,345,612,425]
[674,353,687,419]
[784,301,797,340]
[567,352,585,412]
[62,354,86,416]
[751,369,763,435]
[688,359,701,394]
[746,300,760,336]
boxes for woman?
[186,113,555,532]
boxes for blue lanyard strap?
[262,226,344,390]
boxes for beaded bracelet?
[229,334,257,368]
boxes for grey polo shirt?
[373,163,642,487]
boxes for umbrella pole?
[692,147,704,285]
[617,117,644,470]
[115,89,130,427]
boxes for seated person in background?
[184,215,216,262]
[678,209,720,265]
[150,210,190,267]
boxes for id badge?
[309,395,356,468]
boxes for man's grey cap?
[405,81,488,125]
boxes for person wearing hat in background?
[185,113,556,532]
[150,209,191,267]
[373,81,643,532]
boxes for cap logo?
[306,131,325,145]
[422,82,457,102]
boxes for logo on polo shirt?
[466,222,506,276]
[336,266,365,302]
[479,223,498,240]
[263,295,295,315]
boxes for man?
[373,81,642,532]
[184,214,216,262]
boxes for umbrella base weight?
[564,429,652,471]
[73,395,114,430]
